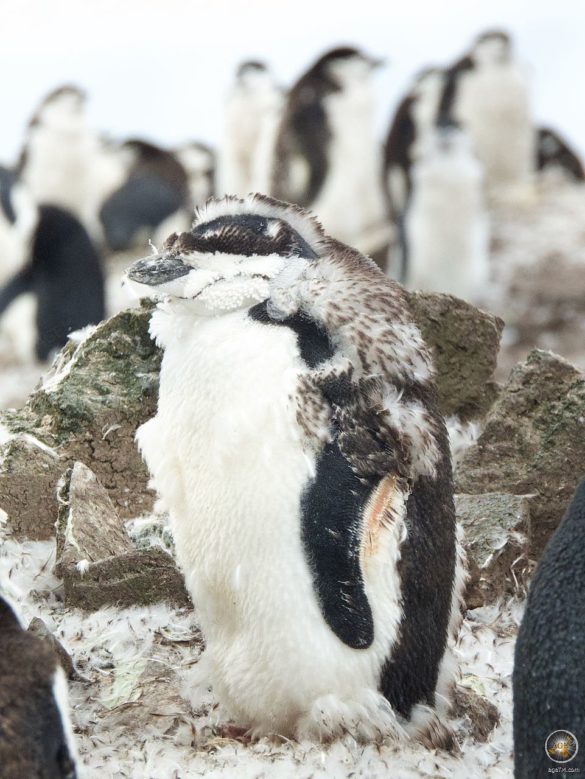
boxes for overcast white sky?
[2,0,584,162]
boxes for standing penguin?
[18,85,101,232]
[383,67,446,221]
[0,596,78,779]
[271,48,390,254]
[0,204,105,360]
[402,122,489,301]
[514,478,585,777]
[437,30,535,195]
[127,194,464,744]
[219,61,282,196]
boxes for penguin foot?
[295,689,406,744]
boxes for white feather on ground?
[0,512,519,778]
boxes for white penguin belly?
[138,306,398,735]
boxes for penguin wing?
[290,240,443,649]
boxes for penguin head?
[32,85,86,133]
[472,29,512,66]
[310,47,384,90]
[236,60,272,89]
[412,67,444,100]
[0,596,78,779]
[126,194,323,314]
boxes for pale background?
[1,0,583,161]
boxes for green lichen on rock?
[0,306,161,529]
[407,291,504,421]
[456,350,585,557]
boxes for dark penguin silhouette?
[100,139,189,251]
[513,477,585,777]
[0,596,78,779]
[0,205,105,360]
[537,127,585,182]
[0,165,17,223]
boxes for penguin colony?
[0,25,583,776]
[128,193,464,743]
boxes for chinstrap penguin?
[437,30,535,196]
[402,121,489,302]
[513,477,585,776]
[0,595,78,779]
[219,61,283,196]
[271,48,390,254]
[127,194,465,745]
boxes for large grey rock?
[456,493,531,608]
[406,291,504,421]
[456,350,585,557]
[56,462,189,610]
[0,305,160,538]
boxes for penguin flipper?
[0,264,34,318]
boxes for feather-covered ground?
[0,518,520,779]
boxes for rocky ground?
[1,177,585,777]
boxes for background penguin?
[383,67,446,222]
[219,61,282,196]
[175,141,216,208]
[536,127,585,182]
[437,30,535,196]
[513,477,585,777]
[270,47,390,254]
[99,139,190,252]
[0,204,105,361]
[17,85,102,235]
[127,193,464,745]
[0,596,78,779]
[401,121,489,301]
[383,67,446,280]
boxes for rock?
[62,548,191,611]
[407,291,504,421]
[55,461,132,574]
[0,304,160,536]
[56,461,190,610]
[452,684,500,743]
[456,350,585,557]
[0,434,62,540]
[456,493,531,608]
[27,617,76,679]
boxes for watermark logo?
[546,730,579,764]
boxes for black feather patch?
[248,301,334,369]
[300,438,375,649]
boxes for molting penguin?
[0,204,105,361]
[99,139,190,252]
[513,478,585,777]
[437,30,535,195]
[127,194,465,744]
[219,61,283,196]
[536,127,585,183]
[402,122,489,302]
[0,596,78,779]
[271,48,390,254]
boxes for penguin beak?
[369,56,386,70]
[126,254,190,286]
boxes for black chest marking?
[300,437,375,649]
[248,300,335,369]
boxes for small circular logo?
[545,730,579,764]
